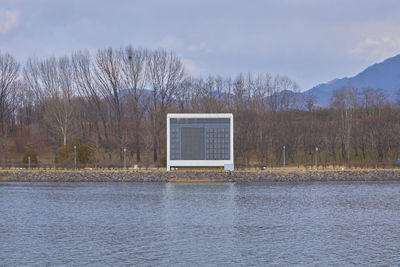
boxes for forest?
[0,46,399,169]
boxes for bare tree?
[396,88,400,108]
[304,93,317,111]
[119,46,149,162]
[330,87,359,165]
[175,77,194,111]
[94,48,123,147]
[147,49,185,162]
[0,51,20,136]
[1,45,399,169]
[24,56,76,146]
[72,50,110,145]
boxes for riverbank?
[0,169,399,182]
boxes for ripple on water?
[1,181,400,265]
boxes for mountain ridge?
[305,54,400,106]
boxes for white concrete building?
[167,113,234,171]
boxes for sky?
[1,0,400,90]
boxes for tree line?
[0,46,399,168]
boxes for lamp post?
[123,147,127,170]
[74,145,77,170]
[315,147,318,169]
[283,146,286,169]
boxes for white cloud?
[349,21,400,61]
[0,9,19,34]
[351,36,400,61]
[181,57,203,76]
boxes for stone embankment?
[0,170,399,183]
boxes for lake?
[1,181,400,265]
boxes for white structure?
[167,113,234,171]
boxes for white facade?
[167,113,234,171]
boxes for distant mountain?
[305,54,400,106]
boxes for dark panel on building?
[181,127,205,160]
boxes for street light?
[123,147,127,170]
[74,145,77,170]
[315,147,318,169]
[283,146,286,169]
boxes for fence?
[0,161,399,171]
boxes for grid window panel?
[170,127,181,160]
[205,126,231,160]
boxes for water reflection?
[163,182,237,265]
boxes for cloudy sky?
[1,0,400,90]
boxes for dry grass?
[0,173,11,181]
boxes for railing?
[0,161,398,171]
[0,163,163,171]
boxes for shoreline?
[0,169,399,183]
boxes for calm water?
[1,181,400,266]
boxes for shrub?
[54,141,95,166]
[22,143,38,164]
